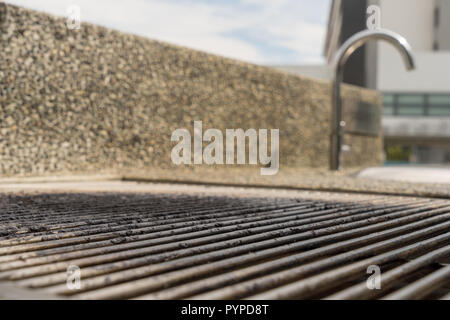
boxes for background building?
[325,0,450,165]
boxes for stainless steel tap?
[330,29,416,171]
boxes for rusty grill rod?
[49,209,450,298]
[3,203,448,284]
[382,265,450,300]
[191,224,450,299]
[0,201,311,236]
[326,245,450,299]
[0,200,434,259]
[0,193,448,300]
[134,211,450,300]
[245,233,450,300]
[13,207,447,296]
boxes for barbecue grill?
[0,186,448,300]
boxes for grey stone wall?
[0,3,382,178]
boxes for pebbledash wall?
[0,3,382,179]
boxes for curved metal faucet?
[330,29,416,171]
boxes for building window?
[397,94,425,116]
[382,93,450,116]
[428,95,450,116]
[382,94,395,115]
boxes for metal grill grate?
[0,192,449,300]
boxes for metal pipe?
[382,265,450,300]
[246,231,450,300]
[330,29,415,170]
[2,202,424,281]
[326,245,450,300]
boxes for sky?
[4,0,331,65]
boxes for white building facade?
[326,0,450,164]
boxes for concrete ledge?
[357,166,450,184]
[1,167,449,199]
[0,180,440,202]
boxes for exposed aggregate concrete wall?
[0,3,382,179]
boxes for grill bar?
[0,191,448,300]
[4,203,447,282]
[246,233,450,300]
[326,245,450,299]
[0,201,309,241]
[134,212,450,300]
[382,265,450,300]
[53,210,450,298]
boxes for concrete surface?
[357,166,450,184]
[1,166,449,199]
[0,180,434,204]
[0,3,382,180]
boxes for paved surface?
[0,181,392,203]
[358,166,450,184]
[1,165,450,199]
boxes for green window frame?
[382,93,450,117]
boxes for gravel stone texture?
[0,3,382,179]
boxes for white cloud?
[4,0,330,65]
